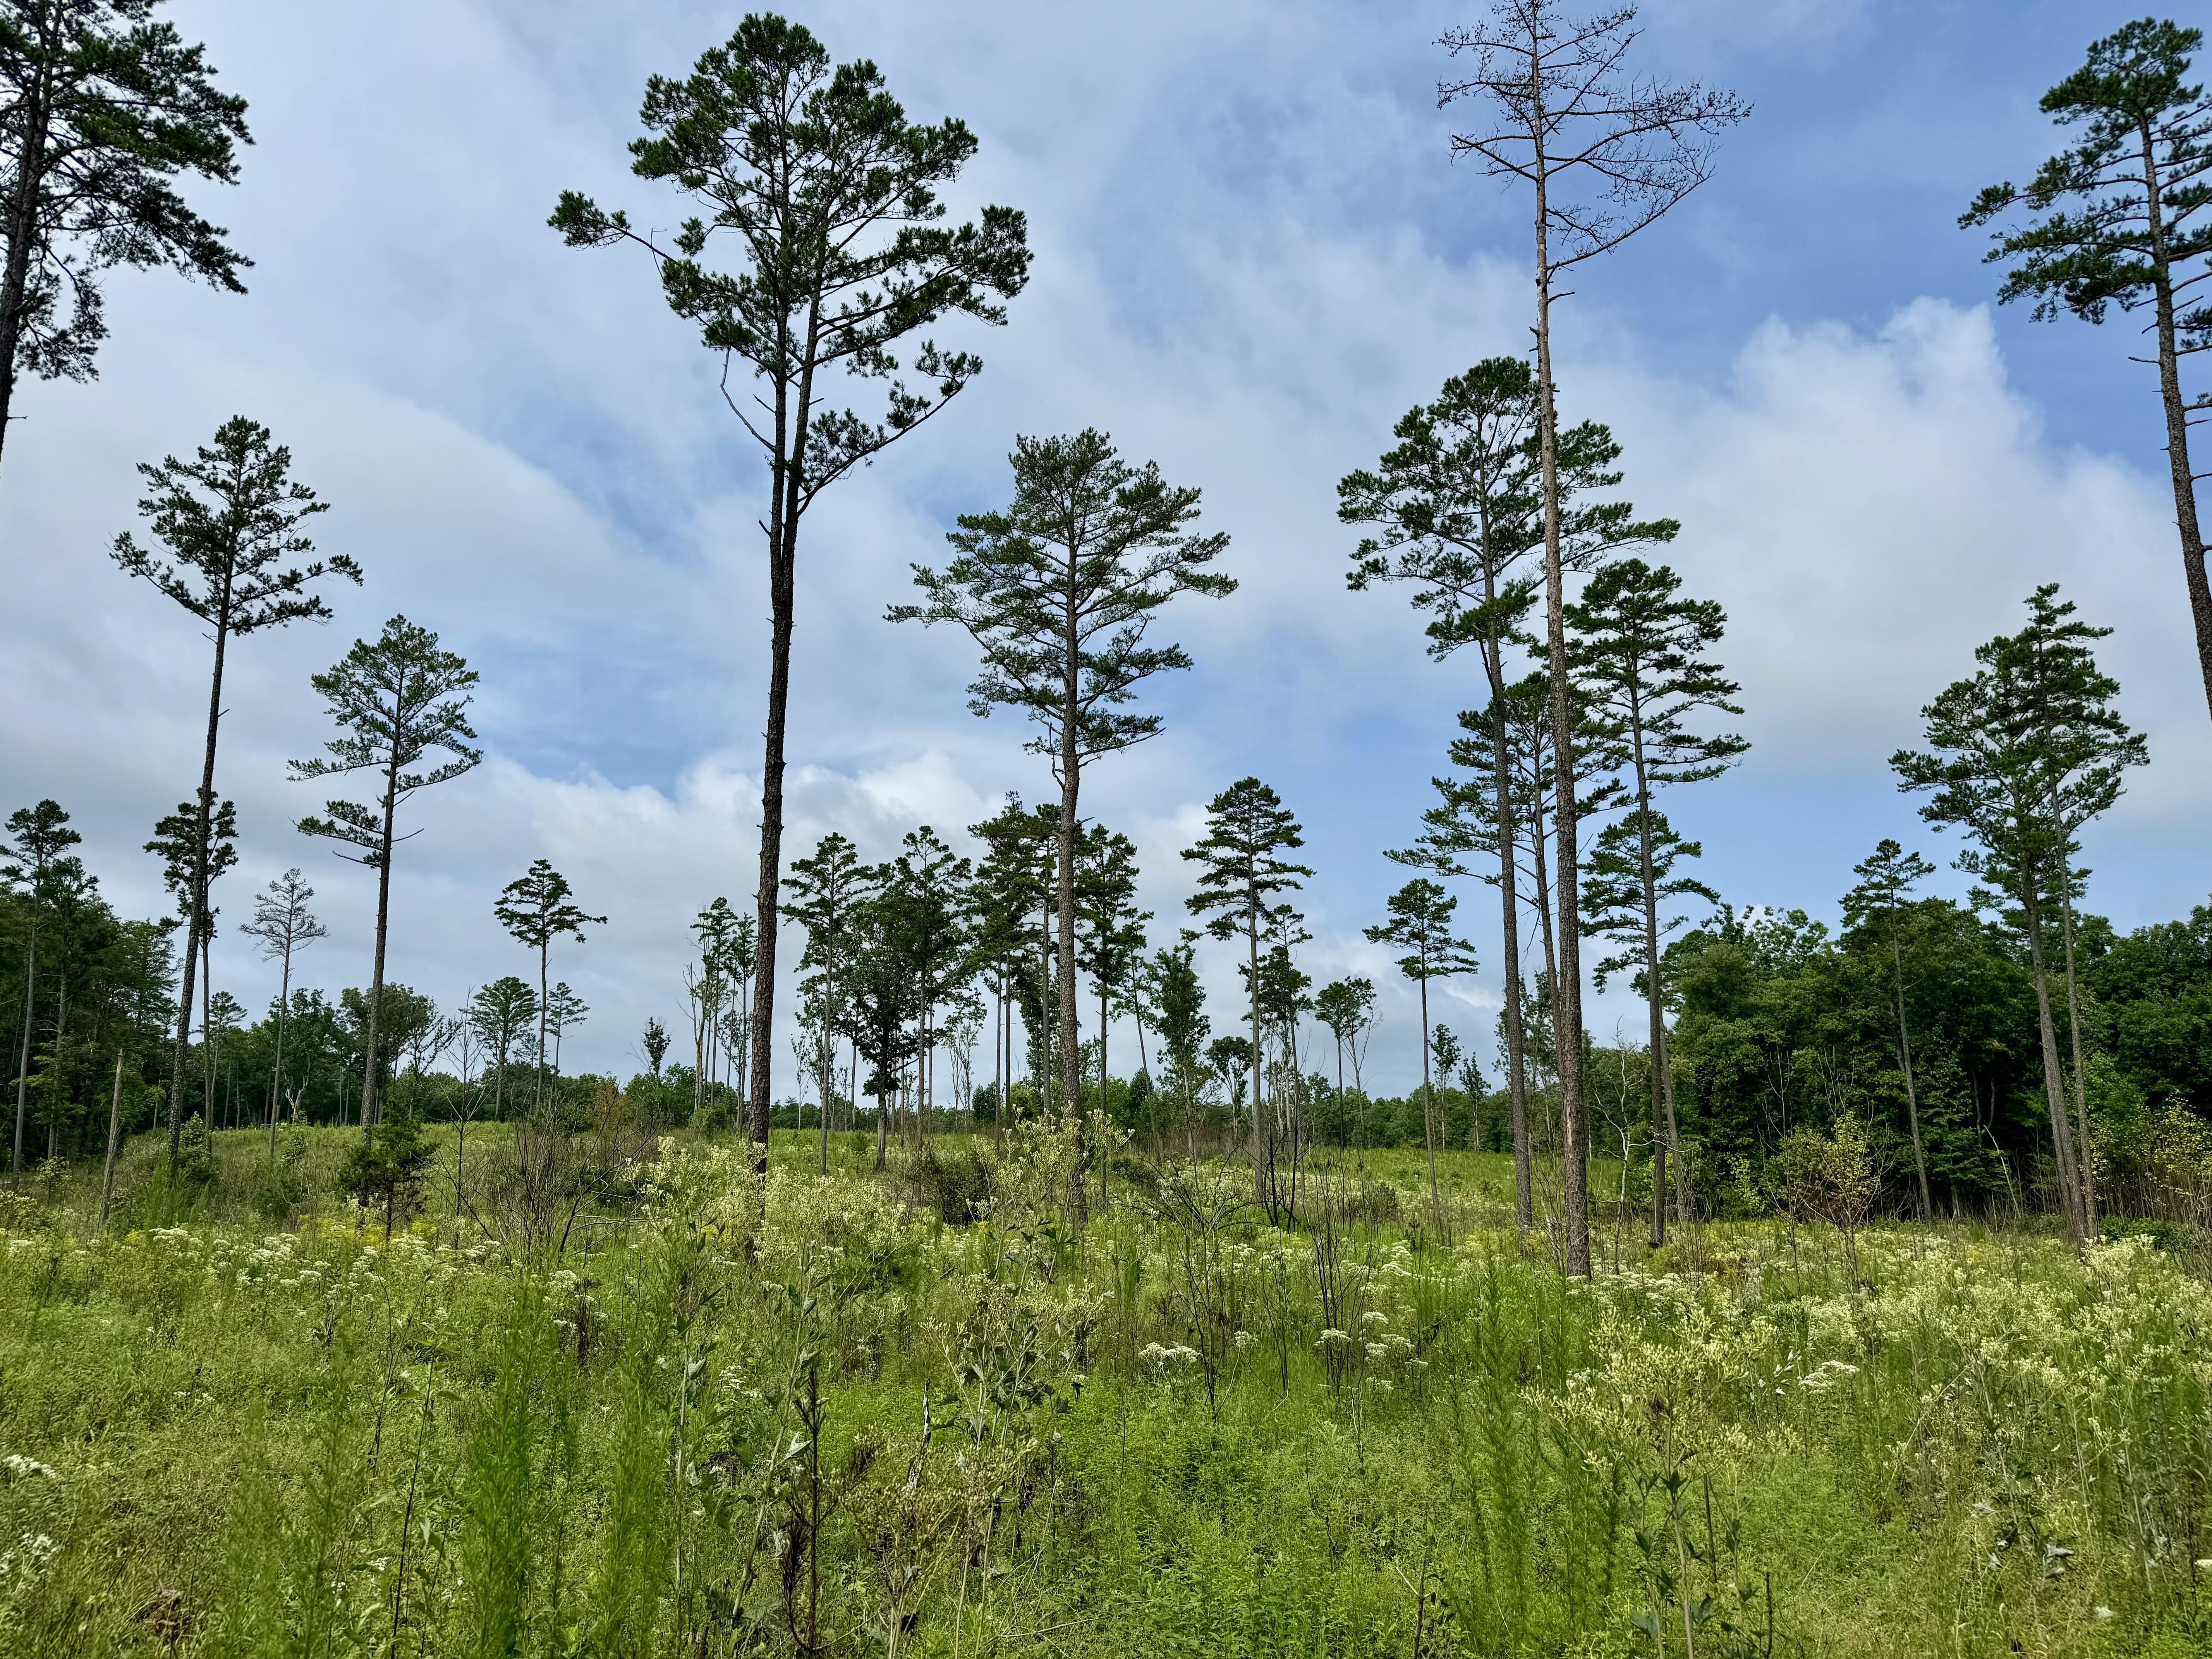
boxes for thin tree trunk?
[170,610,232,1169]
[10,927,32,1185]
[359,757,398,1135]
[2023,893,2086,1240]
[1098,970,1110,1212]
[1891,931,1930,1217]
[1418,961,1437,1217]
[2055,853,2097,1233]
[98,1049,124,1231]
[1058,710,1085,1228]
[2138,119,2212,723]
[747,316,823,1167]
[1482,631,1534,1231]
[1248,910,1264,1206]
[817,1014,831,1174]
[270,940,292,1159]
[1532,136,1592,1277]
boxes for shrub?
[898,1137,993,1224]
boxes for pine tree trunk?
[359,757,398,1135]
[2055,855,2097,1233]
[1248,909,1264,1206]
[747,325,822,1168]
[1058,640,1086,1228]
[1891,933,1931,1217]
[0,37,53,479]
[1531,148,1592,1277]
[98,1049,124,1231]
[1419,963,1437,1218]
[2138,119,2212,725]
[10,927,32,1186]
[170,610,232,1169]
[270,943,292,1159]
[1480,630,1534,1231]
[2023,893,2086,1240]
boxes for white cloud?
[0,0,2202,1104]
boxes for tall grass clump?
[2,1124,2211,1655]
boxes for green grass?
[0,1121,2207,1656]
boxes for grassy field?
[1,1121,2208,1657]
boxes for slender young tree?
[1840,840,1938,1217]
[966,800,1043,1138]
[1579,808,1715,1216]
[833,878,926,1173]
[1963,19,2212,722]
[1440,0,1747,1276]
[893,429,1233,1216]
[239,867,323,1155]
[1893,586,2146,1238]
[292,616,478,1133]
[688,896,747,1106]
[1567,557,1745,1242]
[2006,585,2148,1232]
[113,416,353,1169]
[492,859,604,1120]
[466,976,536,1121]
[0,0,251,475]
[892,826,972,1139]
[641,1017,670,1079]
[554,15,1029,1159]
[784,831,869,1173]
[1397,667,1621,1224]
[1075,821,1147,1200]
[3,798,77,1182]
[1183,778,1310,1200]
[1314,976,1376,1116]
[1366,878,1480,1214]
[545,982,587,1076]
[1151,933,1210,1156]
[1341,359,1676,1221]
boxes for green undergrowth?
[1,1123,2209,1656]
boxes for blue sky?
[1,0,2203,1093]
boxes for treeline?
[5,6,2210,1257]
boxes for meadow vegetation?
[4,1118,2211,1658]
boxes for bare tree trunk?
[1418,964,1437,1217]
[358,761,398,1136]
[1058,641,1086,1228]
[170,614,233,1169]
[1480,628,1534,1231]
[1248,911,1264,1206]
[1532,140,1592,1277]
[270,940,292,1159]
[1891,931,1930,1217]
[2023,893,2086,1240]
[98,1049,124,1231]
[2055,853,2097,1233]
[747,322,823,1170]
[10,928,32,1186]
